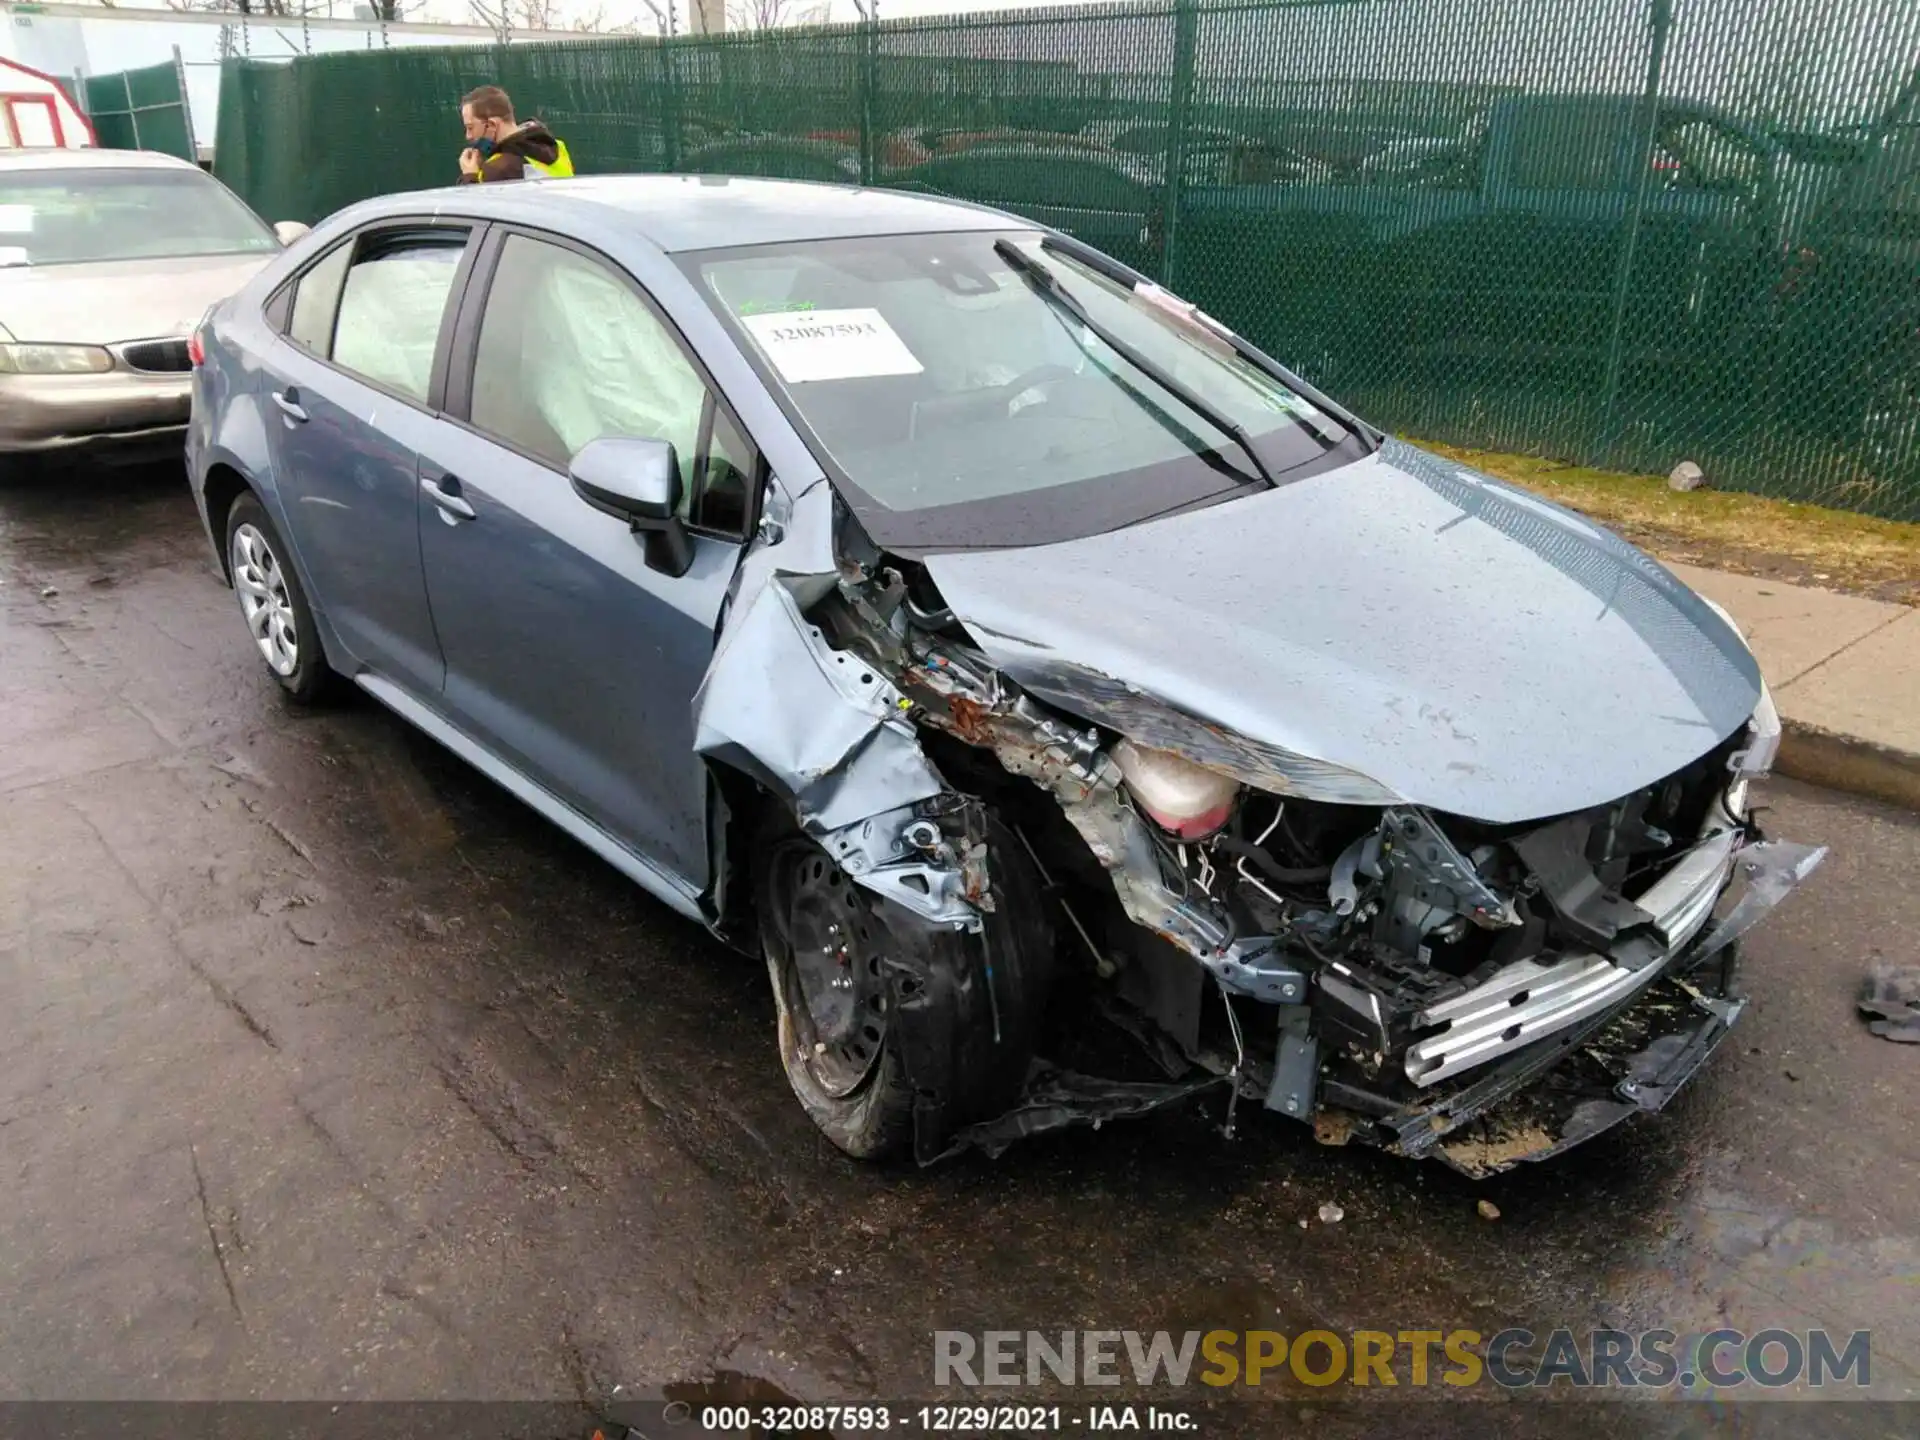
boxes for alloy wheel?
[230,522,299,677]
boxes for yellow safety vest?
[478,137,574,181]
[526,139,575,179]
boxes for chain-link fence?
[85,57,197,162]
[213,0,1920,520]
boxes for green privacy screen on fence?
[85,60,196,161]
[214,0,1920,520]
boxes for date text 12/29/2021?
[686,1405,1198,1433]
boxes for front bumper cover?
[0,370,191,454]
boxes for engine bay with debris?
[695,476,1827,1176]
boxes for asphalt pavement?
[2,462,1916,1434]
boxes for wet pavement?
[2,462,1917,1431]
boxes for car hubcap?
[775,846,889,1098]
[230,523,299,677]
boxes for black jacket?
[461,120,562,183]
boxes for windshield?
[0,168,276,268]
[690,230,1346,548]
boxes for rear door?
[259,220,479,695]
[414,227,760,887]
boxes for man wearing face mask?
[458,85,574,183]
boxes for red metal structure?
[0,56,96,149]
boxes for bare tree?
[467,0,506,39]
[160,0,410,17]
[725,0,829,29]
[571,0,667,34]
[634,0,677,36]
[468,0,563,39]
[114,0,414,14]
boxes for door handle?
[270,389,307,424]
[421,472,476,521]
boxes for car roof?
[381,173,1015,253]
[0,147,206,173]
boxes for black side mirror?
[569,436,694,577]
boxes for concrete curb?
[1777,719,1920,813]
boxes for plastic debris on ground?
[1858,961,1920,1043]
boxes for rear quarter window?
[287,242,352,354]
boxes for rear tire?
[754,808,1054,1160]
[225,491,338,706]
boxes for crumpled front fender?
[691,482,983,930]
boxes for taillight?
[187,330,206,367]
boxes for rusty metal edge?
[1776,718,1920,814]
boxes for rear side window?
[330,233,467,404]
[287,242,350,353]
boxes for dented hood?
[921,440,1762,824]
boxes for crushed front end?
[695,461,1828,1174]
[780,534,1825,1175]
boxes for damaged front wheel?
[755,811,1054,1161]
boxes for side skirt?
[355,672,708,925]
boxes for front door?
[259,223,473,695]
[416,229,759,887]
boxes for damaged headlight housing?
[1697,594,1780,815]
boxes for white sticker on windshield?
[741,307,923,384]
[0,206,32,235]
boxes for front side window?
[470,233,754,533]
[329,234,466,404]
[690,229,1341,547]
[0,166,276,268]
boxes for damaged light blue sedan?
[187,176,1824,1175]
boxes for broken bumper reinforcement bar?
[1405,836,1823,1087]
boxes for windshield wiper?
[1034,236,1365,452]
[993,238,1280,489]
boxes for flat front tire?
[755,810,1054,1161]
[759,826,917,1158]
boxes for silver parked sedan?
[188,176,1824,1175]
[0,148,303,460]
